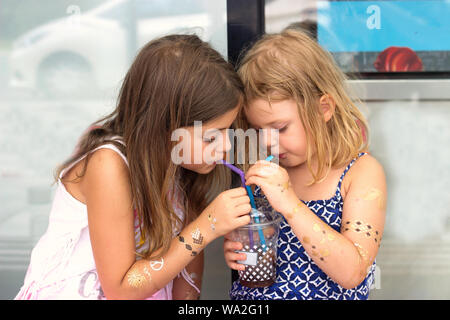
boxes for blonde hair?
[238,29,369,184]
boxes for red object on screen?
[374,46,423,72]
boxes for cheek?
[286,127,308,154]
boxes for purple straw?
[216,160,255,248]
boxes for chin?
[279,156,303,168]
[182,163,216,174]
[198,165,215,174]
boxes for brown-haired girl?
[225,29,387,300]
[16,34,251,300]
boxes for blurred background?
[1,0,449,299]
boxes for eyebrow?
[203,126,231,132]
[250,120,288,128]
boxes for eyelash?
[203,137,216,143]
[278,126,288,132]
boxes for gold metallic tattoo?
[179,227,205,256]
[207,213,217,231]
[303,223,336,262]
[354,242,372,277]
[342,220,382,247]
[277,180,291,193]
[362,187,386,211]
[127,269,147,288]
[191,228,204,245]
[178,236,198,256]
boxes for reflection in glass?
[0,0,227,299]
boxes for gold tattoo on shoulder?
[361,187,386,211]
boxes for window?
[0,0,228,300]
[265,0,450,78]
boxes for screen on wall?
[316,0,450,77]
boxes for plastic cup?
[231,209,282,288]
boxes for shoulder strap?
[336,152,368,193]
[59,139,128,179]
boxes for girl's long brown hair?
[55,34,244,259]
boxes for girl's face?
[245,98,307,168]
[177,105,240,174]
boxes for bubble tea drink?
[231,209,282,288]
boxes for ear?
[319,94,335,123]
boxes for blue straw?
[217,156,274,250]
[250,155,274,250]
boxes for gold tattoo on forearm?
[300,223,336,262]
[354,243,369,262]
[354,242,373,277]
[342,220,382,246]
[178,236,198,256]
[191,228,204,245]
[127,269,147,288]
[178,227,204,256]
[207,213,217,231]
[126,257,164,288]
[277,180,291,193]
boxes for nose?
[223,129,232,153]
[260,128,279,151]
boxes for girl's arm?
[172,251,204,300]
[82,149,250,299]
[245,156,386,289]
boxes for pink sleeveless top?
[15,138,196,299]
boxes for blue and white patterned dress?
[230,153,376,300]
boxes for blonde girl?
[225,29,386,300]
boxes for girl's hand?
[223,233,246,271]
[202,187,252,239]
[245,160,297,215]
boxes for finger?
[235,203,252,216]
[235,213,252,226]
[232,195,251,206]
[224,239,243,251]
[246,164,278,180]
[228,261,246,271]
[227,251,247,263]
[247,160,278,173]
[226,187,248,198]
[245,176,268,188]
[223,232,233,241]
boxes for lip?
[278,153,287,159]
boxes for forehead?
[245,98,297,126]
[203,104,240,130]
